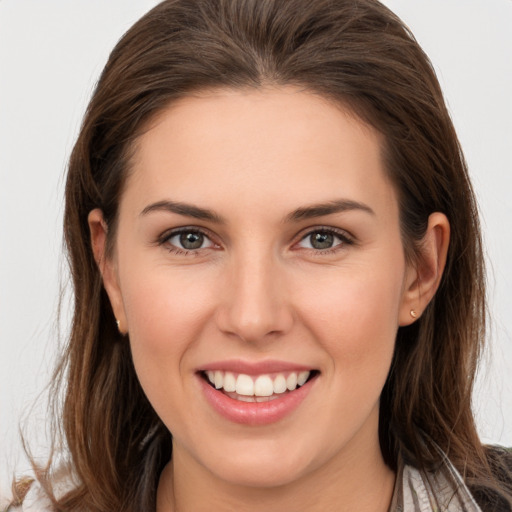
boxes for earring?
[116,319,125,335]
[410,310,418,319]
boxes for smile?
[204,370,312,401]
[198,363,319,425]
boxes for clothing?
[391,456,482,511]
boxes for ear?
[399,212,450,326]
[88,208,128,334]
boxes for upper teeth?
[205,370,311,396]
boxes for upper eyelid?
[156,225,354,249]
[158,225,216,243]
[158,227,219,254]
[295,226,354,243]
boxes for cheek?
[296,259,404,371]
[119,266,217,382]
[297,264,404,437]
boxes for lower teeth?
[224,390,288,402]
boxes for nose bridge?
[217,242,292,342]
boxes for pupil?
[311,232,333,249]
[180,232,203,249]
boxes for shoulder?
[6,480,54,512]
[393,445,512,512]
[487,446,512,467]
[4,466,77,512]
[470,445,512,512]
[484,445,512,487]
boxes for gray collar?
[391,454,482,511]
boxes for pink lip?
[198,371,318,426]
[199,359,314,375]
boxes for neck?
[156,429,395,512]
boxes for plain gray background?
[1,0,511,499]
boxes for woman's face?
[96,87,420,488]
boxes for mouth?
[197,360,320,425]
[200,369,319,403]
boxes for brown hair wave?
[18,0,511,510]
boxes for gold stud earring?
[410,310,418,319]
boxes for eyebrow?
[140,200,225,223]
[285,199,375,222]
[140,198,374,224]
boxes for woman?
[7,0,512,510]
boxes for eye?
[296,228,352,251]
[162,229,216,253]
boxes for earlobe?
[399,212,450,326]
[88,209,128,334]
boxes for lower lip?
[199,374,316,426]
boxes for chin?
[201,437,321,489]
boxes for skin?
[89,87,449,511]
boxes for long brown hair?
[17,0,511,510]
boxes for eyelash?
[294,226,355,255]
[157,227,218,256]
[157,226,355,256]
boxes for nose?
[215,250,294,344]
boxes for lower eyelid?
[156,227,353,253]
[158,228,223,254]
[296,229,353,249]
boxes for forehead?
[124,87,397,220]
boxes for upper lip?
[198,359,316,375]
